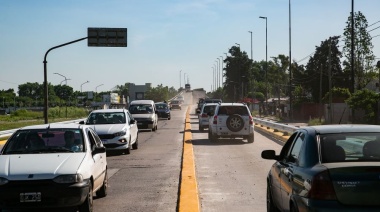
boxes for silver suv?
[208,103,254,143]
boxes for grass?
[0,107,89,131]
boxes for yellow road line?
[179,106,200,212]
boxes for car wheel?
[247,133,254,143]
[226,114,244,132]
[132,134,139,149]
[267,186,278,212]
[79,181,93,212]
[124,138,131,154]
[96,169,108,198]
[199,125,204,132]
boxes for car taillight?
[308,170,337,200]
[249,115,253,125]
[201,113,208,118]
[213,115,217,124]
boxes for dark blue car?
[155,102,171,120]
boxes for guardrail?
[253,118,299,136]
[0,118,85,139]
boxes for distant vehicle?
[155,102,171,120]
[196,98,222,114]
[262,125,380,212]
[0,123,107,211]
[185,84,191,92]
[129,100,158,131]
[170,100,182,110]
[176,95,184,104]
[208,103,254,143]
[198,103,218,131]
[80,108,139,154]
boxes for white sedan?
[0,123,107,212]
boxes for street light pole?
[220,56,224,88]
[54,72,70,85]
[81,81,89,93]
[248,31,253,60]
[259,16,268,114]
[289,0,293,120]
[212,67,215,91]
[180,70,182,89]
[217,58,221,89]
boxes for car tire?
[125,138,131,154]
[267,185,279,212]
[247,133,254,143]
[96,169,108,198]
[199,125,204,132]
[79,181,93,212]
[226,114,244,132]
[132,134,139,149]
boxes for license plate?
[20,192,41,202]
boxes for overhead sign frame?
[87,27,127,47]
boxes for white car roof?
[130,100,154,104]
[218,103,246,106]
[90,109,128,113]
[19,123,85,130]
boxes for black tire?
[247,133,254,143]
[124,138,131,154]
[199,125,204,132]
[96,169,108,198]
[132,134,139,149]
[267,186,278,212]
[226,114,244,132]
[152,124,156,131]
[79,181,93,212]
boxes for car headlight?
[0,177,9,185]
[114,130,127,137]
[53,174,83,184]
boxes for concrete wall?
[128,83,152,102]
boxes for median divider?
[254,123,290,143]
[178,106,200,212]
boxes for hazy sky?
[1,0,380,94]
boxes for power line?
[0,80,18,85]
[368,20,380,28]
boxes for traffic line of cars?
[0,99,169,211]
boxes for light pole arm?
[43,36,88,124]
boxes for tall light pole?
[54,72,70,85]
[180,70,182,89]
[184,73,187,87]
[289,0,293,120]
[95,84,104,102]
[81,81,89,93]
[217,58,221,88]
[248,31,253,60]
[259,16,268,113]
[212,67,215,91]
[220,56,224,88]
[224,53,228,86]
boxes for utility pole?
[328,38,333,124]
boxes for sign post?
[43,28,127,123]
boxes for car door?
[87,128,106,190]
[280,132,305,211]
[270,132,299,210]
[126,111,138,143]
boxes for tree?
[224,45,251,101]
[346,89,379,124]
[145,84,170,102]
[114,83,130,99]
[343,11,375,90]
[302,36,343,103]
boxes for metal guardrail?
[0,119,85,138]
[253,118,299,136]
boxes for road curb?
[179,106,200,212]
[254,124,289,143]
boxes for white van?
[129,100,158,131]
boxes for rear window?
[217,106,249,116]
[320,133,380,163]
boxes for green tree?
[302,36,343,103]
[343,11,375,90]
[145,84,169,102]
[346,89,379,123]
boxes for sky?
[1,0,380,94]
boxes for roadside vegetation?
[0,107,88,131]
